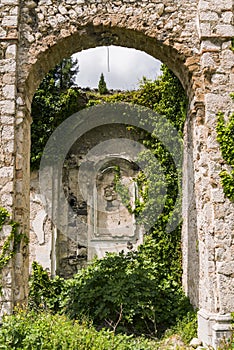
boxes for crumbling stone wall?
[0,0,233,347]
[30,124,143,278]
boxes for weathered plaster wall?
[30,171,52,274]
[30,124,143,278]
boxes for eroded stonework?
[0,0,233,347]
[30,124,143,278]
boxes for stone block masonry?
[0,0,233,348]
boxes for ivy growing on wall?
[216,99,234,202]
[216,42,234,202]
[0,207,28,292]
[113,166,135,214]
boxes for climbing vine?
[113,166,134,214]
[216,41,234,202]
[0,207,28,292]
[28,64,190,337]
[216,38,234,202]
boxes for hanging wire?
[107,46,110,72]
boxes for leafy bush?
[28,64,192,341]
[0,309,159,350]
[217,313,234,349]
[28,232,193,337]
[163,310,197,344]
[28,262,65,312]
[61,235,192,337]
[216,94,234,203]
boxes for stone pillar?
[182,105,200,309]
[195,1,234,347]
[0,0,29,313]
[0,0,19,316]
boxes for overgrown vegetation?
[113,166,133,213]
[31,57,86,169]
[216,94,234,202]
[28,244,193,337]
[0,208,28,293]
[217,313,234,349]
[28,262,65,313]
[27,258,196,345]
[163,310,198,344]
[25,59,197,347]
[62,236,192,337]
[0,309,159,350]
[216,41,234,202]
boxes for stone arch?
[23,21,200,287]
[0,1,233,348]
[19,14,201,307]
[20,14,201,296]
[22,24,197,104]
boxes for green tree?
[31,57,85,169]
[54,57,79,91]
[98,72,108,94]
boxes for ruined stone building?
[0,0,234,348]
[30,124,144,278]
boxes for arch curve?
[18,1,201,103]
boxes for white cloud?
[72,46,161,90]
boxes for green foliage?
[98,72,108,95]
[28,64,189,339]
[0,309,159,350]
[0,207,9,230]
[53,57,79,91]
[0,208,28,293]
[216,98,234,202]
[31,58,84,170]
[62,235,192,337]
[217,313,234,349]
[113,166,133,213]
[28,64,191,342]
[103,65,187,133]
[102,66,186,233]
[216,42,234,202]
[164,310,197,345]
[28,262,65,313]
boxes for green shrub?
[62,235,193,337]
[28,262,65,312]
[218,312,234,349]
[216,98,234,203]
[163,310,197,344]
[98,73,108,95]
[0,310,158,350]
[29,235,193,337]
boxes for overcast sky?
[72,46,161,91]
